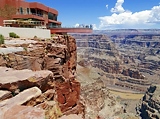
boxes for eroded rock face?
[72,34,149,118]
[0,35,82,118]
[109,34,160,84]
[137,85,160,119]
[74,34,150,93]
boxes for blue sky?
[27,0,160,29]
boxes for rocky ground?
[0,35,83,119]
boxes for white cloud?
[74,23,80,27]
[98,0,160,29]
[106,4,108,9]
[111,0,125,13]
[92,24,98,30]
[148,5,160,23]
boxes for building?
[0,0,61,28]
[0,0,92,34]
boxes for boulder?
[0,87,42,117]
[0,67,53,92]
[3,105,45,119]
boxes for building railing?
[3,20,45,28]
[31,13,43,17]
[48,25,93,29]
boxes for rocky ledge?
[0,35,83,119]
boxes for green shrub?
[9,32,20,38]
[0,34,4,44]
[23,47,27,52]
[51,34,56,37]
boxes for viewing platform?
[3,20,93,34]
[50,27,93,34]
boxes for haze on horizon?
[27,0,160,30]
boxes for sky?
[26,0,160,30]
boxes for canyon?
[0,29,159,119]
[74,34,151,93]
[72,30,160,119]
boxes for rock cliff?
[137,85,160,119]
[0,35,83,119]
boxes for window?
[53,14,57,21]
[20,7,23,14]
[48,12,53,20]
[27,8,30,14]
[48,13,57,21]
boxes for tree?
[0,4,17,19]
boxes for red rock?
[56,79,80,113]
[0,67,53,92]
[3,105,45,119]
[0,35,82,116]
[0,87,42,117]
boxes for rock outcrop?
[137,85,160,119]
[0,35,83,118]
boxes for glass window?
[48,12,53,20]
[20,7,23,14]
[27,8,30,14]
[48,13,57,21]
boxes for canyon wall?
[74,34,150,93]
[110,34,160,84]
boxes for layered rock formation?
[74,34,150,93]
[109,34,160,84]
[137,85,160,119]
[0,35,83,118]
[70,34,148,119]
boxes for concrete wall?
[0,27,51,39]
